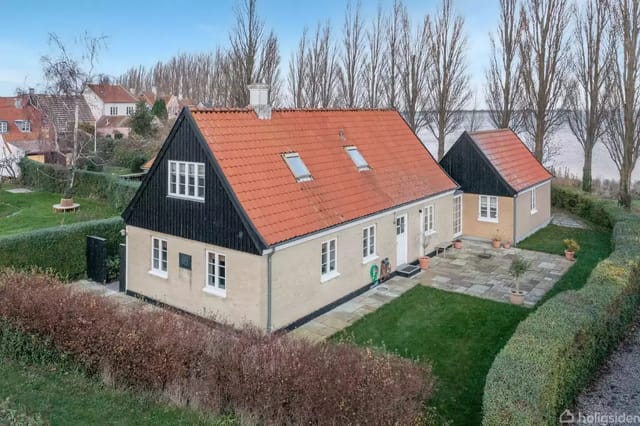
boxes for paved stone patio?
[551,208,589,229]
[419,239,572,307]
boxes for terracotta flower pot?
[60,198,74,207]
[509,289,525,305]
[503,241,512,249]
[418,256,430,270]
[564,250,575,261]
[492,239,501,249]
[454,240,463,249]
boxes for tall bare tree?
[425,0,471,160]
[382,0,404,109]
[485,0,524,131]
[288,28,308,108]
[363,5,385,108]
[603,0,640,208]
[519,0,572,163]
[566,0,613,192]
[338,1,365,107]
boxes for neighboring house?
[439,129,553,244]
[0,94,53,164]
[141,155,155,172]
[0,134,24,178]
[122,86,459,331]
[83,84,138,120]
[139,90,157,109]
[96,115,131,138]
[166,95,180,118]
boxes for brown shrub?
[0,270,433,425]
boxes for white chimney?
[248,83,271,120]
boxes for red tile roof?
[468,129,553,192]
[142,155,155,170]
[87,84,137,103]
[190,108,458,245]
[0,96,47,144]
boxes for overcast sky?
[0,0,497,97]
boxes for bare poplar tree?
[382,0,404,109]
[485,0,524,131]
[425,0,471,160]
[565,0,613,192]
[519,0,571,163]
[363,5,385,108]
[603,0,640,208]
[289,28,308,108]
[338,1,365,107]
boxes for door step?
[396,263,420,278]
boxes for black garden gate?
[86,235,107,284]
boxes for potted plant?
[418,233,432,270]
[503,240,512,249]
[563,239,580,261]
[492,230,502,249]
[453,238,463,249]
[509,256,530,305]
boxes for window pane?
[346,147,369,170]
[284,154,312,180]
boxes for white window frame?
[15,120,30,132]
[126,106,135,115]
[453,195,463,237]
[423,204,436,235]
[0,121,7,133]
[478,195,499,223]
[109,106,118,115]
[530,188,538,214]
[150,236,168,278]
[204,251,227,297]
[168,160,205,201]
[283,152,313,182]
[320,238,339,282]
[362,224,377,263]
[345,146,370,171]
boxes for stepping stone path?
[551,211,589,229]
[5,188,32,194]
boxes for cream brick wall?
[515,181,551,242]
[462,193,515,242]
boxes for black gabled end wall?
[123,110,265,255]
[439,132,515,197]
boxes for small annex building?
[439,129,553,244]
[122,85,460,331]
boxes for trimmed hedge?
[0,217,124,281]
[483,186,640,425]
[19,158,139,211]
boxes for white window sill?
[167,194,205,203]
[148,270,168,279]
[530,209,538,215]
[362,254,379,264]
[202,286,227,298]
[320,271,340,283]
[478,217,499,223]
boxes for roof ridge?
[468,128,511,135]
[189,106,397,113]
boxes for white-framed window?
[530,188,538,214]
[362,225,376,262]
[424,204,435,234]
[479,195,498,222]
[345,146,370,171]
[321,238,338,282]
[168,160,205,200]
[150,237,168,277]
[204,251,226,296]
[109,106,118,115]
[126,106,135,115]
[0,121,7,133]
[15,120,30,132]
[453,195,462,236]
[283,152,313,182]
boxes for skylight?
[283,153,313,182]
[345,146,370,171]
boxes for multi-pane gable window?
[206,251,226,295]
[530,188,537,213]
[345,146,370,171]
[362,225,376,260]
[283,153,313,182]
[453,195,462,236]
[424,205,435,234]
[168,160,205,200]
[110,106,118,115]
[15,120,30,132]
[126,106,134,115]
[0,121,7,133]
[151,237,168,276]
[321,239,337,280]
[479,195,498,221]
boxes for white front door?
[396,214,408,266]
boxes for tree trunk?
[438,130,446,161]
[582,146,593,193]
[619,161,632,208]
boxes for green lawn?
[334,221,612,426]
[0,357,232,426]
[0,186,118,236]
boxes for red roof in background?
[142,155,155,170]
[0,96,46,144]
[468,129,553,192]
[190,108,458,245]
[87,84,137,103]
